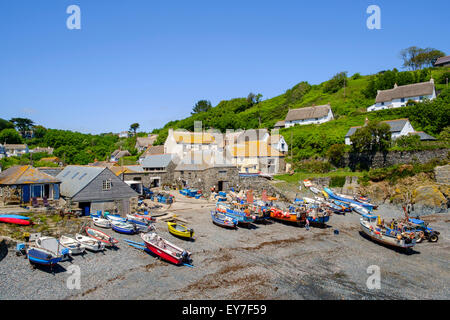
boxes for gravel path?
[0,194,449,300]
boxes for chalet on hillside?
[56,165,138,216]
[367,79,436,112]
[283,104,334,128]
[344,119,435,145]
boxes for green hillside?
[152,67,450,159]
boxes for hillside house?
[110,149,131,162]
[284,104,334,128]
[0,165,61,205]
[56,166,138,216]
[138,145,165,163]
[135,135,158,153]
[344,119,434,145]
[274,121,285,130]
[118,131,129,138]
[30,147,54,155]
[164,129,221,159]
[434,56,450,67]
[367,79,436,112]
[4,144,29,157]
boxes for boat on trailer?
[141,232,191,265]
[85,227,119,247]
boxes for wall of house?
[368,92,436,112]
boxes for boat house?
[0,165,61,205]
[56,165,138,216]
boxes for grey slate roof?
[345,119,410,137]
[375,80,434,103]
[410,132,437,141]
[141,154,174,168]
[434,55,450,66]
[285,104,331,122]
[56,166,104,198]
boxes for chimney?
[364,117,369,126]
[394,83,398,88]
[430,78,434,84]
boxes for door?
[22,185,30,203]
[218,181,224,192]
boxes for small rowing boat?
[211,211,237,229]
[26,246,63,267]
[35,237,70,261]
[110,220,136,234]
[59,235,86,255]
[167,221,194,239]
[85,227,119,247]
[0,217,32,226]
[0,214,31,220]
[92,217,111,228]
[75,234,105,252]
[141,232,192,265]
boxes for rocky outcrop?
[435,165,450,184]
[413,186,448,215]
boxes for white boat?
[350,203,370,215]
[75,234,105,252]
[93,217,111,228]
[106,215,127,223]
[360,215,416,250]
[303,197,321,205]
[110,220,137,234]
[59,235,86,255]
[310,187,321,194]
[35,236,71,261]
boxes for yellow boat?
[167,221,194,239]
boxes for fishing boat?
[59,235,86,255]
[270,207,306,226]
[324,201,346,214]
[92,217,111,228]
[85,227,119,247]
[324,187,377,210]
[141,232,191,265]
[360,214,416,250]
[26,246,63,267]
[0,216,32,226]
[310,187,321,194]
[110,220,136,234]
[216,203,255,226]
[75,234,105,252]
[211,211,238,229]
[35,237,70,261]
[128,220,155,233]
[167,221,194,239]
[306,209,330,226]
[127,213,155,223]
[351,203,370,215]
[105,214,127,223]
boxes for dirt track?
[0,193,449,300]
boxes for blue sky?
[0,0,448,134]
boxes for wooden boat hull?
[93,218,111,228]
[60,236,86,255]
[111,222,136,234]
[360,219,416,249]
[141,233,190,265]
[75,234,105,252]
[168,222,194,239]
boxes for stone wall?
[435,165,450,185]
[345,149,449,169]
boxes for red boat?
[85,227,119,247]
[141,232,191,265]
[0,217,31,226]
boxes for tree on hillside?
[129,123,140,136]
[350,121,391,155]
[191,100,212,115]
[0,128,23,144]
[285,82,311,105]
[0,118,15,132]
[400,47,445,70]
[9,118,34,136]
[323,72,348,94]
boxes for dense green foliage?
[0,118,15,131]
[350,121,391,154]
[0,128,23,144]
[399,46,445,70]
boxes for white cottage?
[367,79,436,112]
[345,119,417,145]
[284,104,334,128]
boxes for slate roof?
[345,119,410,137]
[375,80,435,103]
[0,166,61,185]
[410,132,437,141]
[285,104,331,122]
[141,154,174,168]
[56,166,105,198]
[434,55,450,66]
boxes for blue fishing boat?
[26,246,63,266]
[222,210,254,226]
[211,211,237,229]
[110,220,136,234]
[307,215,330,225]
[324,187,376,210]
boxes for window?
[102,179,112,191]
[401,98,405,103]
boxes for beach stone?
[435,164,450,185]
[413,185,447,215]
